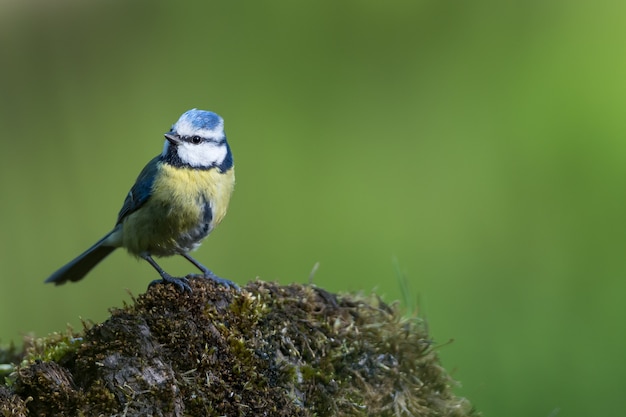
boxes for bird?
[45,109,237,292]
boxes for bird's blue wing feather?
[116,156,160,224]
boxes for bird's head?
[162,109,232,170]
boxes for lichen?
[1,279,479,416]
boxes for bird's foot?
[186,271,240,291]
[149,273,192,293]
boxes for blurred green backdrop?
[2,1,626,416]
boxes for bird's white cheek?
[177,142,227,168]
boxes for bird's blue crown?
[171,109,225,139]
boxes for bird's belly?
[121,166,234,257]
[122,198,211,257]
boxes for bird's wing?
[116,156,161,225]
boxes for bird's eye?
[191,136,202,144]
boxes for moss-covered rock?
[2,279,478,416]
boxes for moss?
[0,386,27,417]
[1,279,478,416]
[21,327,85,366]
[0,344,21,381]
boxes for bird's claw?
[186,272,240,291]
[149,274,192,293]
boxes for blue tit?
[45,109,237,292]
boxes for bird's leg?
[141,253,192,293]
[181,253,239,290]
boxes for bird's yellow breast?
[153,163,235,225]
[122,163,235,256]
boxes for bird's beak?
[164,133,181,145]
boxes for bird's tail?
[45,232,117,285]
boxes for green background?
[1,1,625,416]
